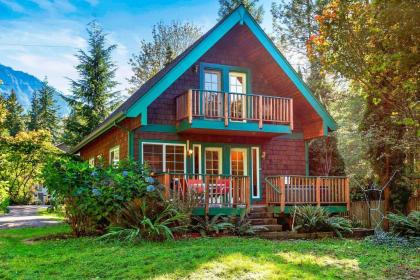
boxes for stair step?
[248,212,274,219]
[249,218,278,225]
[253,224,282,232]
[249,207,269,213]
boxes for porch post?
[316,177,321,207]
[224,92,229,126]
[163,173,171,200]
[258,95,263,129]
[345,177,350,210]
[187,89,193,124]
[245,176,250,211]
[280,176,285,212]
[204,175,210,216]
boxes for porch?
[176,89,293,135]
[155,173,350,215]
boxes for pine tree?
[4,89,24,136]
[218,0,264,23]
[37,79,60,140]
[63,21,120,146]
[28,90,40,131]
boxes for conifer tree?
[218,0,264,23]
[4,89,24,136]
[63,21,120,146]
[28,90,40,131]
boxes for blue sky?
[0,0,274,95]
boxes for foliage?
[128,21,201,91]
[43,157,174,236]
[293,205,352,237]
[2,225,420,279]
[27,78,60,142]
[0,130,59,204]
[388,211,420,237]
[218,0,264,23]
[192,214,233,237]
[365,230,412,247]
[229,211,263,236]
[309,0,419,211]
[4,89,24,137]
[0,197,10,214]
[100,198,187,242]
[63,21,120,146]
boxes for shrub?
[100,198,188,242]
[192,214,233,236]
[387,211,420,237]
[365,230,411,247]
[0,197,10,214]
[43,156,158,236]
[292,205,353,237]
[229,211,266,236]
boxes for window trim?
[251,146,261,199]
[141,141,187,173]
[192,144,202,174]
[109,145,120,166]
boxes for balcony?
[176,89,293,136]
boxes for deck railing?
[176,89,293,129]
[265,175,350,211]
[155,173,250,214]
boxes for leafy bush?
[43,156,159,236]
[365,230,411,247]
[229,211,265,236]
[388,211,420,237]
[292,205,353,237]
[192,214,233,236]
[100,198,187,242]
[0,197,10,214]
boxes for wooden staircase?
[249,207,283,238]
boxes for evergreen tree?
[0,93,8,136]
[4,89,24,136]
[32,78,59,141]
[63,21,120,146]
[218,0,264,23]
[28,90,40,131]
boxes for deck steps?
[248,207,283,236]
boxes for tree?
[0,93,7,136]
[128,21,201,91]
[36,79,60,141]
[63,21,120,146]
[309,0,419,211]
[271,0,345,177]
[4,89,24,136]
[218,0,264,23]
[0,130,59,204]
[28,90,40,131]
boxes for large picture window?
[142,142,186,173]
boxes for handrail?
[265,175,350,211]
[191,89,293,100]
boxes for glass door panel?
[229,72,247,121]
[204,70,222,118]
[230,148,247,176]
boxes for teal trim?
[128,131,134,160]
[192,207,246,216]
[140,124,177,133]
[177,119,291,134]
[271,205,348,215]
[305,141,309,176]
[126,8,241,117]
[125,5,336,133]
[200,62,252,94]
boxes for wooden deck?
[156,174,350,215]
[176,89,293,129]
[265,175,350,211]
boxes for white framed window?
[204,147,223,175]
[229,72,247,121]
[251,147,260,198]
[204,70,221,91]
[142,142,186,173]
[109,146,120,166]
[89,157,95,167]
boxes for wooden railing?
[176,89,293,129]
[265,175,350,211]
[155,173,250,215]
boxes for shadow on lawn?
[0,227,406,280]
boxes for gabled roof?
[72,5,337,153]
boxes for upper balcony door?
[229,72,247,121]
[203,70,222,119]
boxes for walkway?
[0,205,61,229]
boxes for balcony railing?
[176,89,293,129]
[155,173,250,214]
[265,175,350,211]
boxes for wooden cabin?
[72,5,349,217]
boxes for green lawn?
[0,225,418,280]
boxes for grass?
[0,225,418,280]
[37,207,65,221]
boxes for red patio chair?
[187,178,205,194]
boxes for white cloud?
[30,0,76,14]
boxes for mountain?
[0,64,69,116]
